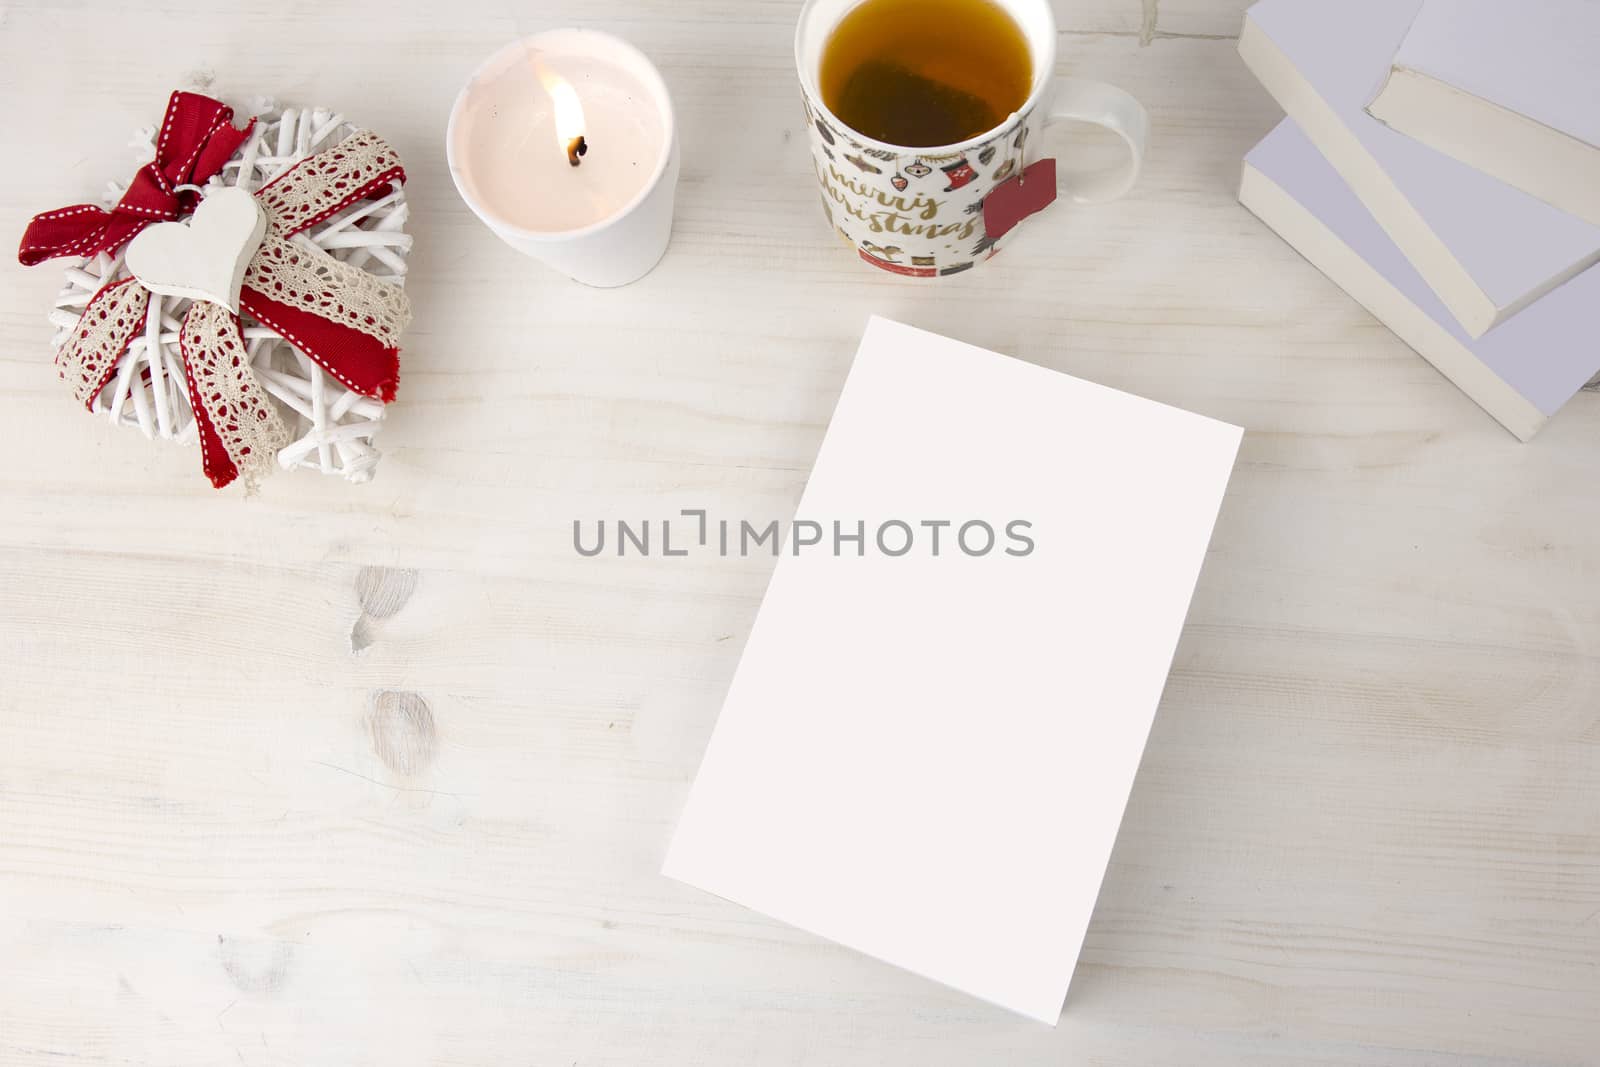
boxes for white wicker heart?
[46,101,411,483]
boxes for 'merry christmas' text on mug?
[795,0,1148,277]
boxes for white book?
[1239,0,1600,338]
[1241,120,1600,441]
[664,317,1241,1024]
[1367,0,1600,228]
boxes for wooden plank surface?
[1,1,1596,1064]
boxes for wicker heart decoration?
[124,186,266,314]
[18,91,413,490]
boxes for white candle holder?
[447,30,680,288]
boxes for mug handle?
[1044,78,1149,204]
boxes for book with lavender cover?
[1367,0,1600,227]
[1240,120,1600,441]
[1239,0,1600,339]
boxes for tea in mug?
[819,0,1033,148]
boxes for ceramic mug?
[795,0,1149,277]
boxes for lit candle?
[447,30,679,287]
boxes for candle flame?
[535,65,586,160]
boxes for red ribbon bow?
[18,91,254,266]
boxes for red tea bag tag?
[982,158,1058,242]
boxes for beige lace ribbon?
[179,301,289,491]
[247,129,412,351]
[256,129,405,237]
[245,231,409,349]
[57,278,150,407]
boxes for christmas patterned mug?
[796,0,1149,277]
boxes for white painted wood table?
[2,1,1597,1063]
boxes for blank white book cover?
[662,317,1242,1024]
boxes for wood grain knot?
[351,565,418,653]
[355,565,418,620]
[218,936,294,994]
[367,689,437,777]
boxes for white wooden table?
[3,2,1597,1063]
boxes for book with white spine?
[1239,0,1600,339]
[1240,119,1600,441]
[1366,0,1600,228]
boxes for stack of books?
[1237,0,1600,440]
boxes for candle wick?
[567,135,588,167]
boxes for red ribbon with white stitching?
[18,91,253,266]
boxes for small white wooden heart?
[125,186,266,314]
